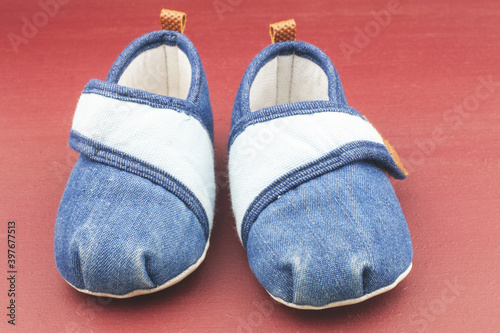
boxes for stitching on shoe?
[69,130,211,239]
[240,141,404,248]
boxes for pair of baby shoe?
[54,10,412,309]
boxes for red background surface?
[1,0,499,332]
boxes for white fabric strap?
[229,112,384,237]
[72,93,215,228]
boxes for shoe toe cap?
[55,156,207,297]
[246,162,413,308]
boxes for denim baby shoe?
[54,10,215,298]
[228,20,412,309]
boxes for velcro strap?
[70,92,215,228]
[228,111,406,238]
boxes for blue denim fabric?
[55,156,207,295]
[240,141,406,249]
[55,30,213,297]
[246,162,412,307]
[68,131,210,238]
[229,41,412,308]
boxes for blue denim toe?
[55,156,207,295]
[246,162,412,307]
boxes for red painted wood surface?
[1,0,499,332]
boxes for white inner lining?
[118,45,192,99]
[249,55,329,111]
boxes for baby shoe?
[54,10,215,298]
[228,20,413,309]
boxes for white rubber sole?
[65,240,210,299]
[268,262,412,310]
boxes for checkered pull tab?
[270,19,297,43]
[160,9,187,33]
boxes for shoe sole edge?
[268,262,413,310]
[63,239,210,299]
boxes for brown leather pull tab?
[363,115,408,176]
[383,138,409,176]
[160,9,186,33]
[270,19,296,43]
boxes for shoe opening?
[117,44,192,100]
[249,54,329,111]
